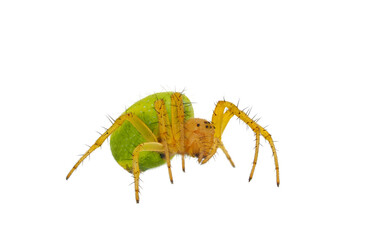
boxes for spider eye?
[197,123,200,127]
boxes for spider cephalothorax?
[183,118,215,160]
[66,92,279,203]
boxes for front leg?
[205,100,280,187]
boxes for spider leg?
[66,112,158,180]
[202,138,235,167]
[170,93,186,172]
[249,131,260,182]
[217,139,235,167]
[132,142,165,203]
[202,110,235,166]
[221,110,235,134]
[155,99,174,183]
[206,101,280,187]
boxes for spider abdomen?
[109,92,194,172]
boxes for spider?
[66,92,279,203]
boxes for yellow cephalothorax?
[66,92,279,203]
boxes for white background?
[1,1,381,239]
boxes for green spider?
[66,92,279,203]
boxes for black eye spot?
[205,125,209,128]
[197,123,200,127]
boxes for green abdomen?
[110,92,194,172]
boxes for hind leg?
[66,112,158,180]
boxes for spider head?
[184,118,215,160]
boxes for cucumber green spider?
[66,92,279,203]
